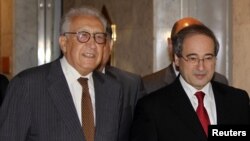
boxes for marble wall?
[153,0,180,72]
[14,0,38,75]
[14,0,61,75]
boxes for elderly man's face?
[60,15,106,75]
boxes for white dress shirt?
[60,57,96,125]
[179,76,217,125]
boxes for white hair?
[60,6,107,34]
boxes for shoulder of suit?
[213,72,228,84]
[211,81,248,96]
[93,70,122,87]
[139,82,175,104]
[106,66,141,79]
[14,60,55,79]
[143,67,168,80]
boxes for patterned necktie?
[195,91,210,136]
[78,77,95,141]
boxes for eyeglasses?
[63,31,107,44]
[180,54,215,65]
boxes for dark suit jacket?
[0,60,123,141]
[131,78,250,141]
[0,74,9,106]
[143,63,229,93]
[105,66,146,141]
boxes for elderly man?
[0,6,125,141]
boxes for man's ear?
[167,37,172,48]
[167,37,174,61]
[59,35,67,53]
[174,54,180,67]
[109,40,114,51]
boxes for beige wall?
[232,0,250,96]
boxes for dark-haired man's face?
[175,34,216,90]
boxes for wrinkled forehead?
[182,34,215,53]
[69,15,105,32]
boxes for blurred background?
[0,0,249,96]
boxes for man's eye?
[204,56,214,60]
[80,33,89,37]
[189,57,198,61]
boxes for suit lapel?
[47,60,84,140]
[168,79,207,140]
[93,71,122,141]
[211,82,229,124]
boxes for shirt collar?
[179,75,212,98]
[60,57,93,82]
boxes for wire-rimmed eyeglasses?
[180,54,215,65]
[63,31,107,44]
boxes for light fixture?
[111,24,117,41]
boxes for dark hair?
[106,24,112,38]
[172,24,219,57]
